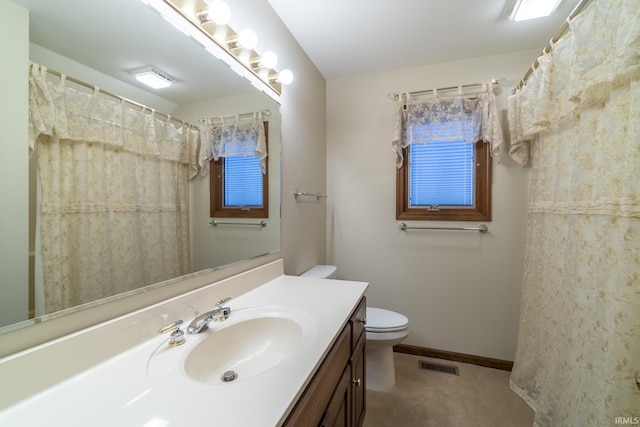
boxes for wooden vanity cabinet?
[319,361,352,427]
[283,297,367,427]
[350,299,367,427]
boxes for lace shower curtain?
[29,63,200,313]
[507,0,640,424]
[201,112,267,173]
[391,84,503,168]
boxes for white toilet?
[301,265,409,390]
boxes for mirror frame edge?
[0,252,281,359]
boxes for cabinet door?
[350,298,367,350]
[351,332,366,427]
[283,326,351,426]
[320,364,352,427]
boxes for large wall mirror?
[2,0,281,335]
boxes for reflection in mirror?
[1,0,281,335]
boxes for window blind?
[409,141,474,207]
[224,156,263,207]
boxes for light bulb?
[277,69,294,85]
[207,0,231,25]
[260,51,278,69]
[237,28,258,49]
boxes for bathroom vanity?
[0,259,368,426]
[284,296,367,426]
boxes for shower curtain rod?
[42,66,197,128]
[388,79,502,101]
[200,109,271,123]
[512,0,594,94]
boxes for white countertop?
[0,274,367,427]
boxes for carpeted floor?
[363,353,534,427]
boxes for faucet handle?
[216,297,232,307]
[158,319,183,334]
[158,319,186,347]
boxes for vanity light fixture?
[130,67,175,89]
[141,0,294,102]
[237,28,258,49]
[509,0,562,21]
[206,0,231,25]
[250,51,278,69]
[276,69,294,85]
[228,28,258,50]
[260,51,278,69]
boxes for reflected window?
[210,122,269,218]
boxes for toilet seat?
[366,307,408,333]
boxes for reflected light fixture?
[130,67,175,89]
[509,0,562,21]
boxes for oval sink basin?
[184,316,303,384]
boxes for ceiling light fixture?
[509,0,562,21]
[130,67,175,89]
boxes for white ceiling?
[267,0,581,80]
[12,0,581,104]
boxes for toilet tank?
[300,265,337,279]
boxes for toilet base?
[365,345,397,390]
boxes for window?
[392,87,501,222]
[210,122,269,218]
[396,139,491,221]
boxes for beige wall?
[0,0,29,327]
[223,0,328,275]
[326,51,536,361]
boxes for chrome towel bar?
[399,223,488,233]
[293,189,327,200]
[211,220,267,227]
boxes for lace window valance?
[391,85,503,168]
[201,112,268,174]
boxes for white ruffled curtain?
[29,63,200,314]
[507,0,640,425]
[391,85,503,168]
[201,111,267,173]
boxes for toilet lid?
[366,307,409,332]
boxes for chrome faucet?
[187,297,232,334]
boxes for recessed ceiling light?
[130,67,175,89]
[509,0,562,21]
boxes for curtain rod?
[388,79,502,101]
[200,109,271,123]
[512,0,594,94]
[42,66,197,129]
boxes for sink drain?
[221,370,238,382]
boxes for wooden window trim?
[396,140,492,221]
[209,121,269,218]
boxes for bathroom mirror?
[2,0,281,334]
